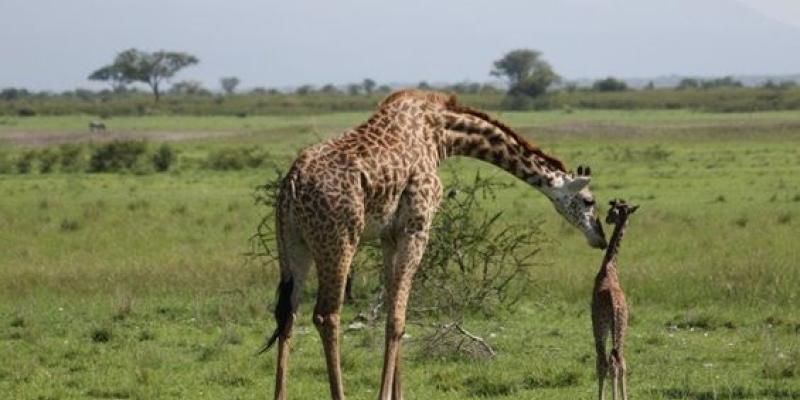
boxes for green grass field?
[1,109,799,399]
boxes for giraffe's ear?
[566,176,590,193]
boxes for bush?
[592,77,628,92]
[151,143,176,172]
[38,148,60,173]
[15,150,37,174]
[59,143,85,172]
[0,151,13,173]
[17,107,36,117]
[88,140,148,172]
[205,146,270,171]
[410,172,544,318]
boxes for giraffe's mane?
[379,90,566,172]
[445,98,567,172]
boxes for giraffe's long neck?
[601,215,629,269]
[439,108,566,188]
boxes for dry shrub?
[410,172,545,320]
[251,171,545,357]
[251,171,544,320]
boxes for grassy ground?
[1,110,799,399]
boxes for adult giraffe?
[261,90,607,400]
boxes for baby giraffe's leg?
[592,314,609,400]
[610,349,622,400]
[618,351,627,400]
[612,307,628,400]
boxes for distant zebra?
[89,121,106,132]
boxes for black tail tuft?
[257,277,294,355]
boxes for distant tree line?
[677,76,741,90]
[1,47,799,114]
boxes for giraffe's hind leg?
[271,225,313,400]
[378,230,430,400]
[380,235,404,400]
[310,233,359,400]
[378,174,441,400]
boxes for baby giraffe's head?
[605,198,640,226]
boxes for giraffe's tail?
[257,277,294,354]
[258,173,297,355]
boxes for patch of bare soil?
[0,130,238,147]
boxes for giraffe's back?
[279,95,444,241]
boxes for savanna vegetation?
[1,108,799,399]
[3,85,800,118]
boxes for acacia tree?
[90,49,199,102]
[220,76,240,95]
[346,83,362,96]
[491,49,559,98]
[88,65,129,92]
[362,78,376,95]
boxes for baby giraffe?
[592,199,639,400]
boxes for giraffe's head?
[605,198,640,226]
[543,165,607,249]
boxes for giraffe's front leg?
[378,174,441,400]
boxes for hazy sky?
[1,0,799,91]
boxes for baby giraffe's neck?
[601,215,630,270]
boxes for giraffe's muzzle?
[586,217,607,249]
